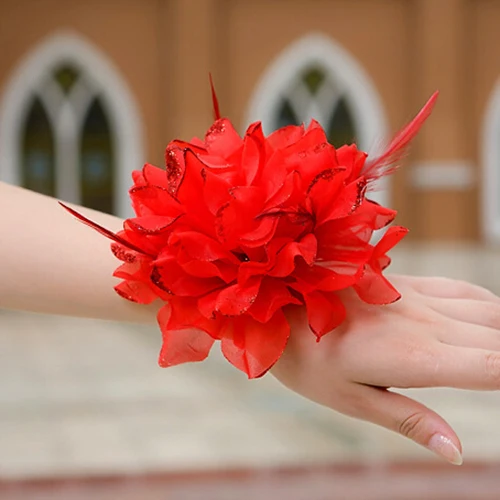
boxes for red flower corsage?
[62,87,438,378]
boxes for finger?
[427,297,500,331]
[436,320,500,351]
[345,333,443,389]
[432,344,500,390]
[403,276,500,303]
[349,385,462,465]
[348,335,500,390]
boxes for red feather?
[362,91,439,185]
[209,73,221,121]
[59,202,154,257]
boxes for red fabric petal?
[354,270,401,305]
[164,144,186,195]
[248,279,302,323]
[215,186,275,246]
[373,225,408,258]
[267,124,305,149]
[269,234,317,277]
[313,178,367,226]
[304,291,346,340]
[143,163,168,188]
[336,144,368,182]
[177,251,237,283]
[167,297,222,338]
[158,305,215,367]
[153,258,223,297]
[241,127,264,185]
[202,169,233,214]
[111,243,138,263]
[129,185,182,218]
[220,310,290,378]
[204,118,243,158]
[293,260,360,292]
[168,231,237,262]
[125,215,180,235]
[132,169,146,185]
[215,277,262,315]
[114,280,158,304]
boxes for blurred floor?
[3,464,500,500]
[1,244,500,484]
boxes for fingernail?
[428,434,463,465]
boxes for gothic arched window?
[18,62,115,213]
[0,33,144,217]
[22,97,55,197]
[274,66,357,148]
[245,34,389,208]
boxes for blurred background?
[1,0,500,498]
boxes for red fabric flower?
[62,88,438,378]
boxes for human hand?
[272,275,500,465]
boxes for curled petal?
[354,270,401,305]
[129,184,182,218]
[292,260,359,293]
[353,226,408,305]
[336,144,368,181]
[248,279,302,323]
[373,225,408,258]
[126,214,181,235]
[270,234,317,277]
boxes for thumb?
[351,385,463,465]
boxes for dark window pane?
[275,98,300,129]
[22,97,55,196]
[53,64,80,94]
[302,67,326,95]
[80,98,114,214]
[326,97,357,148]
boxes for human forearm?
[0,182,160,323]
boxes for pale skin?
[2,182,500,465]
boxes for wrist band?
[61,84,438,378]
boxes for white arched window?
[0,32,144,217]
[482,79,500,243]
[245,33,389,205]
